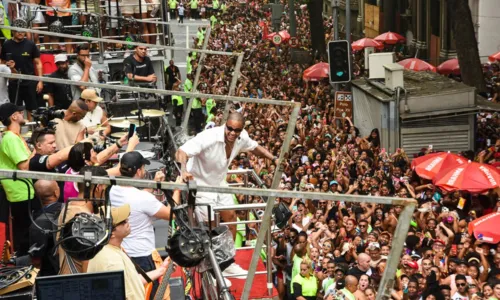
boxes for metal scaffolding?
[0,169,416,300]
[0,25,235,56]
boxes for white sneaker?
[210,273,232,288]
[222,263,247,279]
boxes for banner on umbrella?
[334,91,353,119]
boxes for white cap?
[54,54,68,63]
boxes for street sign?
[289,37,298,48]
[272,34,282,46]
[334,91,353,119]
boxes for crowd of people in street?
[177,0,500,299]
[0,0,499,299]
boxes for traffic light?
[328,40,352,83]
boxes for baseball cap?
[0,103,24,123]
[329,180,338,186]
[111,204,130,226]
[367,242,380,250]
[54,53,68,63]
[120,151,150,174]
[81,89,103,103]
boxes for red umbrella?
[488,51,500,62]
[398,58,437,72]
[468,212,500,244]
[433,161,500,193]
[303,62,329,81]
[374,31,406,45]
[437,58,460,75]
[351,38,384,51]
[411,152,466,180]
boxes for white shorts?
[104,1,119,27]
[194,191,234,222]
[120,0,148,15]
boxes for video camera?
[32,107,65,128]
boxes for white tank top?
[82,105,104,128]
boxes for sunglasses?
[456,283,467,287]
[359,225,367,228]
[226,125,243,133]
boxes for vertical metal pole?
[346,0,351,44]
[185,25,189,49]
[222,54,243,122]
[376,202,416,299]
[241,103,301,300]
[181,26,211,133]
[289,0,296,37]
[244,172,248,204]
[332,0,339,92]
[266,224,272,296]
[215,211,220,227]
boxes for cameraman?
[29,127,73,172]
[53,100,88,150]
[45,54,72,109]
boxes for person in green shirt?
[189,0,198,19]
[191,97,203,133]
[172,84,184,127]
[0,103,36,254]
[292,258,318,300]
[209,15,217,29]
[196,27,205,46]
[168,0,179,19]
[184,74,193,93]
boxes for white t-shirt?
[109,185,163,257]
[179,125,258,187]
[451,292,468,300]
[81,105,104,128]
[0,65,10,105]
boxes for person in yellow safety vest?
[209,14,217,29]
[220,1,227,14]
[292,258,318,300]
[189,0,198,19]
[0,3,11,40]
[196,27,204,46]
[184,74,193,93]
[291,242,309,294]
[168,0,179,20]
[172,86,184,127]
[212,0,219,11]
[191,96,203,133]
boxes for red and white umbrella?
[374,31,406,45]
[351,38,384,51]
[302,62,329,81]
[468,212,500,244]
[398,58,437,72]
[411,152,466,180]
[433,161,500,193]
[437,58,460,75]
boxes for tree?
[307,0,327,59]
[448,0,487,93]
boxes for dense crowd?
[0,0,499,299]
[178,1,500,299]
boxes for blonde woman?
[292,258,318,300]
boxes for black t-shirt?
[165,65,180,84]
[45,70,72,109]
[30,154,69,202]
[123,55,155,79]
[29,202,63,276]
[0,39,40,82]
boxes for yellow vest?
[292,274,318,297]
[172,95,183,106]
[0,4,11,40]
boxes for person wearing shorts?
[45,0,73,53]
[146,0,160,45]
[121,0,148,39]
